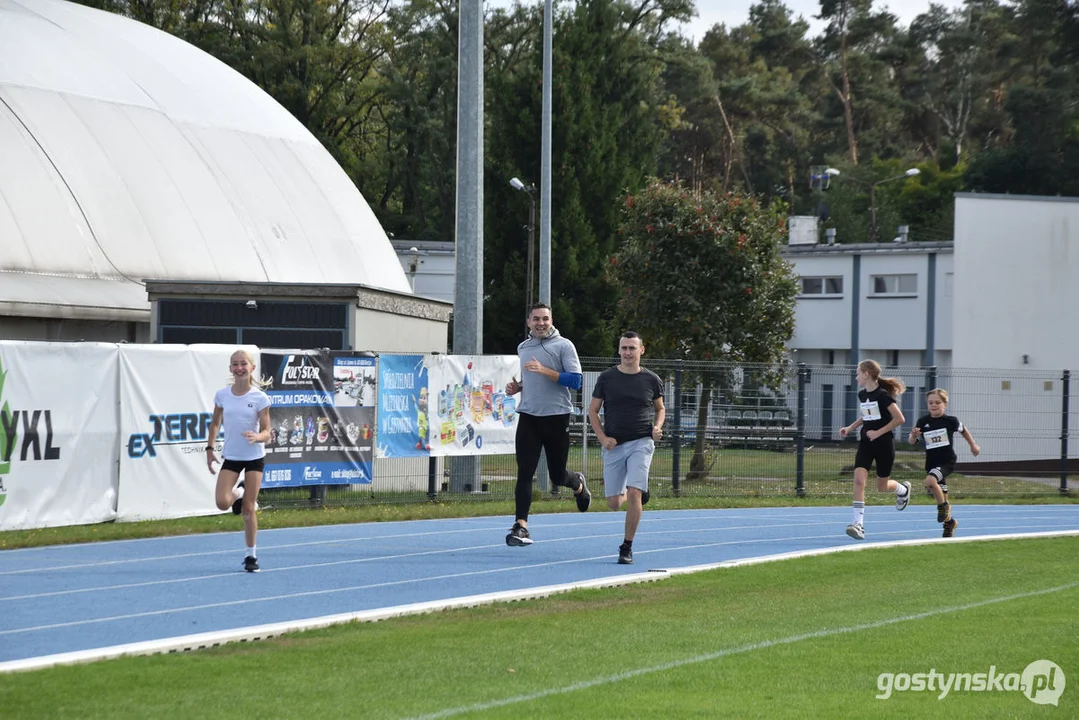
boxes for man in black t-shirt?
[588,332,665,565]
[909,388,980,537]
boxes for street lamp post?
[810,166,841,210]
[510,175,548,493]
[870,168,920,242]
[809,167,840,242]
[406,246,419,292]
[510,177,538,316]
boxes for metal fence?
[261,359,1076,509]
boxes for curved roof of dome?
[0,0,412,319]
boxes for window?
[799,276,843,296]
[870,273,917,296]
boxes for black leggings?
[514,412,582,521]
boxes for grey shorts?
[602,436,655,498]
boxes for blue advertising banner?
[260,351,375,487]
[376,355,428,458]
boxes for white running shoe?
[231,484,245,515]
[845,523,865,540]
[895,481,911,511]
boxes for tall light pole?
[451,0,483,494]
[510,177,537,317]
[871,168,920,242]
[539,0,553,305]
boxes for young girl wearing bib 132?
[909,388,980,538]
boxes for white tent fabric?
[0,0,411,319]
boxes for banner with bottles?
[260,351,375,487]
[376,354,519,457]
[425,354,519,456]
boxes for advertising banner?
[117,344,254,521]
[0,341,119,530]
[426,354,519,456]
[261,351,375,487]
[375,354,429,458]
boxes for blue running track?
[2,504,1077,670]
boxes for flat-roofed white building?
[781,238,954,438]
[783,240,955,369]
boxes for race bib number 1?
[860,401,882,422]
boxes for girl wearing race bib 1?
[838,359,910,540]
[908,388,980,538]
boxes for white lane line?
[0,526,507,576]
[659,530,1079,574]
[2,532,1076,673]
[2,506,1075,574]
[0,549,656,635]
[0,519,870,576]
[405,580,1079,720]
[3,523,1076,604]
[0,515,510,554]
[0,571,673,674]
[0,520,959,603]
[5,526,947,627]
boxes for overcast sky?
[679,0,967,41]
[486,1,969,42]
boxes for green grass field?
[1,538,1075,718]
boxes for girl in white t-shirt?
[206,350,272,572]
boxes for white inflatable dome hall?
[0,0,411,322]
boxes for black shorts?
[221,458,265,475]
[854,436,895,478]
[926,464,954,488]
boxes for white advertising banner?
[0,341,119,531]
[117,344,257,521]
[426,354,519,456]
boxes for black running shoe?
[942,518,957,538]
[232,481,245,515]
[937,502,951,523]
[641,490,650,506]
[574,473,591,512]
[243,556,260,573]
[617,542,633,565]
[506,522,534,546]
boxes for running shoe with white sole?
[506,522,534,546]
[895,481,911,511]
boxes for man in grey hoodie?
[504,303,591,545]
